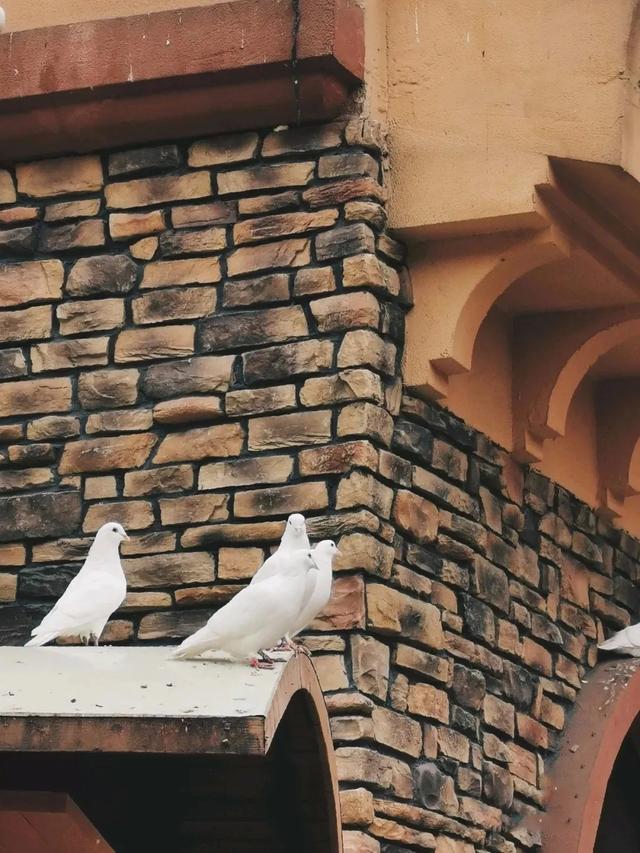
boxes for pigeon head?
[303,551,319,571]
[314,540,340,558]
[95,521,129,547]
[279,513,309,549]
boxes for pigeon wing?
[599,623,640,652]
[31,572,124,639]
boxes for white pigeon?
[172,549,319,667]
[0,8,5,33]
[290,540,339,641]
[598,624,640,657]
[25,522,129,648]
[250,513,310,587]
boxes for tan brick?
[0,424,24,442]
[516,712,549,749]
[121,591,173,611]
[0,305,51,343]
[336,471,394,517]
[340,788,374,828]
[522,637,553,676]
[238,191,299,216]
[560,553,590,607]
[26,416,78,442]
[0,377,71,417]
[130,237,158,260]
[311,291,380,332]
[0,260,64,308]
[171,201,236,228]
[83,500,154,532]
[439,727,470,762]
[109,210,165,239]
[394,644,451,683]
[173,585,238,608]
[115,326,194,363]
[343,253,383,289]
[367,583,444,648]
[301,370,384,408]
[223,273,290,308]
[248,410,331,451]
[407,683,449,723]
[86,409,153,434]
[225,385,296,417]
[199,455,293,490]
[304,178,386,208]
[152,396,222,425]
[337,401,394,445]
[124,552,215,588]
[372,706,422,758]
[31,337,109,373]
[227,238,311,277]
[337,747,413,799]
[343,831,380,853]
[332,716,374,742]
[298,441,378,476]
[294,266,336,296]
[0,206,39,224]
[45,198,101,221]
[124,465,193,497]
[0,544,26,567]
[484,694,515,736]
[85,476,118,500]
[60,433,156,474]
[218,547,265,581]
[393,490,439,544]
[39,219,105,252]
[106,172,210,209]
[79,368,139,409]
[57,298,124,335]
[122,531,177,556]
[0,170,16,203]
[349,634,390,701]
[235,482,328,518]
[17,155,103,197]
[338,330,396,375]
[160,227,226,256]
[436,837,475,853]
[0,468,54,493]
[181,521,286,550]
[143,355,233,399]
[159,493,229,526]
[234,209,338,245]
[311,575,366,631]
[336,532,394,578]
[0,573,17,602]
[371,818,437,849]
[189,132,259,166]
[218,161,314,195]
[155,422,244,463]
[141,257,221,289]
[345,201,387,230]
[314,655,349,691]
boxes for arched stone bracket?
[596,379,640,518]
[404,227,570,399]
[512,308,640,462]
[544,659,640,853]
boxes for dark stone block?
[502,661,536,709]
[108,144,181,176]
[413,761,444,809]
[315,223,375,261]
[462,594,495,643]
[18,565,78,599]
[0,349,27,379]
[452,664,486,710]
[0,226,37,254]
[66,254,137,297]
[0,603,49,646]
[473,556,510,613]
[392,420,433,461]
[451,704,479,738]
[0,491,81,542]
[483,761,514,809]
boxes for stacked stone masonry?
[0,121,638,853]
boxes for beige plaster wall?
[369,0,638,235]
[1,0,227,31]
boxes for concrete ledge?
[0,0,364,161]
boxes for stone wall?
[0,121,639,853]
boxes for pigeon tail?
[25,632,57,647]
[171,632,220,660]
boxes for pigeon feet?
[250,658,275,670]
[294,643,312,658]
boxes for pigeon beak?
[122,532,130,541]
[335,548,342,557]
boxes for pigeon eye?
[112,527,117,533]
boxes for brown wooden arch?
[544,658,640,852]
[0,647,342,853]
